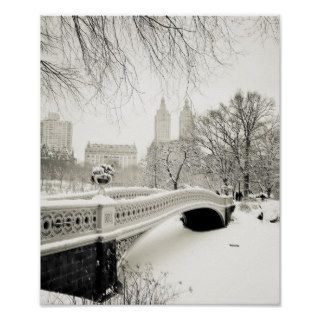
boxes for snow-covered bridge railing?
[41,188,234,253]
[42,186,163,201]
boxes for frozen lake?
[125,200,280,305]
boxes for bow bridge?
[41,187,235,302]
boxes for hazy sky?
[43,35,279,163]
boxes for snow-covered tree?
[252,119,280,198]
[193,115,238,192]
[195,91,277,198]
[143,142,168,188]
[143,140,200,190]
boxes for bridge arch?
[181,207,225,231]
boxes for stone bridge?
[41,187,235,302]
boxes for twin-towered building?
[154,97,194,142]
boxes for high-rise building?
[41,113,73,152]
[179,99,194,139]
[85,143,137,169]
[154,97,171,142]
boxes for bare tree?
[164,147,187,190]
[194,115,237,192]
[249,16,280,43]
[159,140,199,190]
[41,16,279,112]
[143,140,199,190]
[199,91,276,197]
[144,142,166,188]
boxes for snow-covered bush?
[111,260,192,305]
[239,202,252,212]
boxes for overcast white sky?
[43,35,279,163]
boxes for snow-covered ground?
[125,199,280,305]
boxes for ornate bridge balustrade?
[113,189,233,228]
[41,187,234,301]
[41,188,234,248]
[41,202,99,244]
[41,188,235,255]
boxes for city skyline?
[41,97,196,165]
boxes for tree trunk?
[266,171,271,198]
[243,139,251,197]
[267,187,272,198]
[244,173,250,198]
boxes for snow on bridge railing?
[113,188,233,226]
[42,186,163,201]
[41,188,233,245]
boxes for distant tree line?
[41,144,90,192]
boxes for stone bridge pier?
[41,239,118,302]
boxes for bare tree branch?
[40,16,280,114]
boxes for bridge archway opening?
[181,208,224,231]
